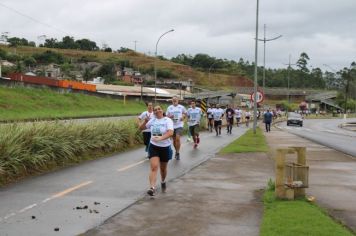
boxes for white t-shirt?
[235,109,242,118]
[212,108,224,121]
[166,104,187,129]
[146,117,173,147]
[245,111,251,118]
[138,111,155,132]
[207,108,214,119]
[187,107,202,126]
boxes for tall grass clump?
[0,119,142,185]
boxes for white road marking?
[118,159,148,172]
[1,181,93,222]
[18,204,37,213]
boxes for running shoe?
[161,182,166,192]
[175,153,180,160]
[147,187,155,196]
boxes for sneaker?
[147,187,155,196]
[161,182,166,192]
[175,153,180,160]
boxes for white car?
[287,112,303,127]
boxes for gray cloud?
[0,0,355,70]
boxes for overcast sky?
[0,0,355,71]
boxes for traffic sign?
[250,90,264,104]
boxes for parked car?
[287,112,303,127]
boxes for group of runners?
[138,97,253,196]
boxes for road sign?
[250,90,264,104]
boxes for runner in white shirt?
[166,96,187,160]
[187,100,203,148]
[137,102,155,156]
[207,104,215,132]
[244,109,251,127]
[212,104,224,136]
[234,107,242,127]
[139,105,173,196]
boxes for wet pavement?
[83,153,274,236]
[83,123,356,235]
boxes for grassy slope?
[0,86,147,121]
[0,45,247,89]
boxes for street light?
[252,0,259,134]
[257,24,282,94]
[154,29,174,104]
[208,61,218,81]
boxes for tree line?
[1,34,354,104]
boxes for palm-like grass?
[0,119,142,185]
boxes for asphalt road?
[0,126,248,236]
[276,117,356,157]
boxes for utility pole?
[133,40,138,52]
[252,0,259,134]
[284,55,296,112]
[257,24,282,94]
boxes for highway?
[276,118,356,157]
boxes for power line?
[0,2,70,35]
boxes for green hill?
[0,45,250,90]
[0,86,146,121]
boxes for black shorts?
[214,120,222,127]
[142,132,151,146]
[173,127,184,137]
[226,117,234,125]
[148,144,172,163]
[189,124,200,136]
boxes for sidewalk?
[265,127,356,232]
[84,124,356,235]
[84,152,274,236]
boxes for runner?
[225,104,235,134]
[207,104,215,132]
[244,109,251,127]
[139,105,173,196]
[187,100,203,148]
[166,96,187,160]
[137,102,155,157]
[212,104,224,136]
[235,106,242,127]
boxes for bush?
[0,119,143,185]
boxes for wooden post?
[294,147,306,198]
[123,94,126,105]
[275,149,287,199]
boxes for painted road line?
[18,203,37,213]
[3,212,15,220]
[51,180,93,199]
[118,159,148,172]
[1,181,93,222]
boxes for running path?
[84,152,274,236]
[0,127,248,236]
